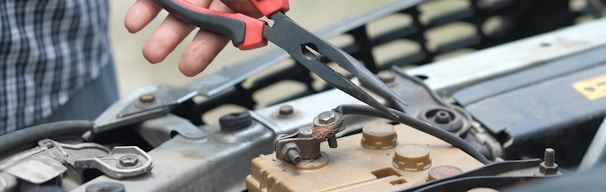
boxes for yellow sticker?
[572,73,606,100]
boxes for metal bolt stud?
[377,70,396,84]
[280,143,302,165]
[544,148,555,167]
[298,127,313,138]
[539,148,558,175]
[136,93,158,108]
[119,154,139,167]
[139,93,156,103]
[317,111,336,124]
[286,149,302,165]
[278,105,294,116]
[327,136,338,148]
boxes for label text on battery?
[572,73,606,100]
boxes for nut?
[119,154,139,167]
[317,111,336,124]
[281,143,301,165]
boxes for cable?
[0,120,93,157]
[334,104,491,164]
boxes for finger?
[124,0,163,33]
[178,30,229,76]
[142,0,212,64]
[221,0,262,18]
[178,0,233,76]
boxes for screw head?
[317,111,336,124]
[297,127,313,138]
[139,93,156,103]
[377,70,396,84]
[278,105,294,116]
[119,154,139,167]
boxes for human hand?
[124,0,261,77]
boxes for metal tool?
[157,0,407,117]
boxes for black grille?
[174,0,599,125]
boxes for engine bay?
[1,0,606,191]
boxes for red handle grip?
[158,0,268,50]
[250,0,290,17]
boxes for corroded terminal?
[311,111,344,141]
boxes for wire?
[0,120,93,158]
[334,104,491,164]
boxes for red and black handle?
[156,0,289,50]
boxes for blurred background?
[109,0,398,97]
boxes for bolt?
[377,70,396,84]
[544,148,555,166]
[317,111,336,124]
[298,127,313,138]
[278,105,294,116]
[119,154,139,167]
[286,149,302,165]
[539,148,558,175]
[139,93,156,103]
[327,136,338,148]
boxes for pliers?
[156,0,407,117]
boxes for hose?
[0,120,93,158]
[334,104,491,164]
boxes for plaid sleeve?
[0,0,113,134]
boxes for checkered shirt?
[0,0,112,133]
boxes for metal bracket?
[1,139,153,185]
[136,114,207,147]
[73,146,153,179]
[39,139,153,179]
[93,85,198,135]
